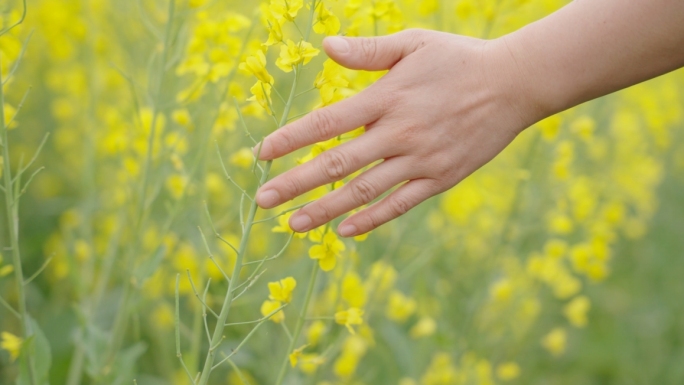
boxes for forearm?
[499,0,684,120]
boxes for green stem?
[196,159,273,385]
[0,56,37,385]
[274,262,320,385]
[101,0,176,372]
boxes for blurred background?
[0,0,683,384]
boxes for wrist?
[483,34,555,134]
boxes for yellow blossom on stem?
[308,231,345,271]
[313,3,340,35]
[238,50,274,84]
[269,0,303,22]
[261,299,285,323]
[263,17,284,47]
[276,40,320,73]
[247,80,273,114]
[335,307,364,334]
[314,59,348,106]
[289,344,308,367]
[268,276,297,303]
[1,332,22,362]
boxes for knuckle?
[389,193,413,216]
[276,129,296,154]
[320,150,349,181]
[360,38,379,63]
[349,178,377,204]
[281,175,304,197]
[309,109,339,139]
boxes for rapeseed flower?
[335,307,364,334]
[275,40,319,73]
[1,332,22,362]
[309,231,345,271]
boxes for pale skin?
[254,0,684,237]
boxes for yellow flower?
[563,295,591,328]
[313,3,340,35]
[247,81,272,114]
[335,307,364,334]
[238,51,274,84]
[172,109,193,129]
[275,40,320,73]
[166,174,188,200]
[1,332,22,362]
[0,253,14,277]
[269,0,303,22]
[263,16,284,47]
[306,320,326,346]
[314,59,348,106]
[268,276,297,303]
[541,328,567,357]
[289,344,308,367]
[230,147,254,169]
[386,290,417,323]
[496,362,521,381]
[409,316,437,339]
[261,300,285,323]
[308,231,345,271]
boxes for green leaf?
[17,317,52,385]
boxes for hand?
[254,29,539,237]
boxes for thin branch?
[198,226,231,283]
[224,303,287,327]
[233,98,257,145]
[23,255,53,285]
[294,86,316,99]
[0,294,20,319]
[214,142,254,201]
[12,132,49,185]
[186,270,219,318]
[286,110,309,123]
[242,232,294,266]
[4,86,31,129]
[226,359,252,385]
[280,321,293,342]
[253,200,315,224]
[0,0,27,37]
[202,279,212,344]
[175,274,196,384]
[212,304,287,370]
[232,268,267,301]
[2,31,33,86]
[17,166,44,199]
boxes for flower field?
[1,0,683,384]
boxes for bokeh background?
[0,0,683,384]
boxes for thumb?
[323,30,423,71]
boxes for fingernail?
[289,213,312,232]
[253,140,273,159]
[257,189,280,208]
[338,224,357,237]
[325,37,349,54]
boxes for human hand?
[254,29,541,237]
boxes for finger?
[255,89,382,160]
[287,157,416,232]
[256,129,391,209]
[323,29,426,71]
[336,178,438,237]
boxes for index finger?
[255,88,385,160]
